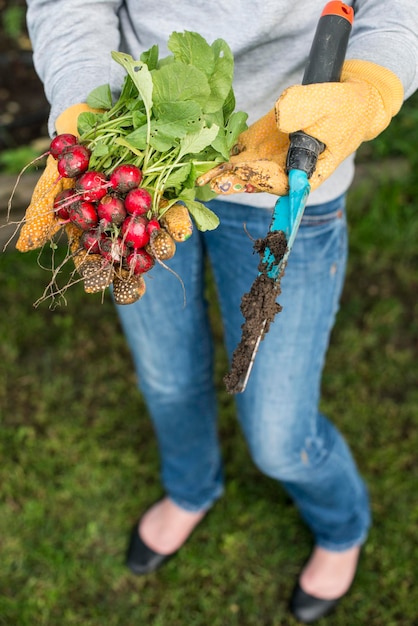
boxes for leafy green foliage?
[79,32,248,232]
[0,145,41,173]
[2,5,25,40]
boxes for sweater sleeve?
[26,0,124,135]
[349,0,418,99]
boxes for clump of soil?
[224,230,288,394]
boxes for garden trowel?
[225,1,354,394]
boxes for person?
[23,1,418,622]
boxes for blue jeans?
[116,195,371,551]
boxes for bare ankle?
[139,498,206,555]
[300,545,361,600]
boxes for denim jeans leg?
[115,230,223,512]
[207,197,371,550]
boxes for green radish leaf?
[178,125,219,158]
[204,39,234,113]
[132,111,147,128]
[91,142,110,157]
[164,163,192,189]
[77,112,102,135]
[149,128,178,152]
[168,31,215,77]
[210,128,230,161]
[182,198,220,231]
[127,123,179,151]
[86,84,113,110]
[114,137,144,157]
[225,111,248,150]
[111,52,153,113]
[223,88,237,121]
[110,115,135,128]
[140,44,160,70]
[118,75,138,103]
[195,184,218,202]
[208,110,247,157]
[101,156,113,169]
[191,160,223,178]
[125,98,144,112]
[124,126,148,150]
[154,101,202,126]
[152,62,210,107]
[151,101,204,144]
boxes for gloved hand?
[197,60,404,196]
[16,103,94,252]
[16,104,191,304]
[15,153,75,251]
[16,103,145,304]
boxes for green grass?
[1,96,418,625]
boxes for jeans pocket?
[301,195,346,232]
[291,194,348,277]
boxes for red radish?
[121,215,150,249]
[69,200,99,230]
[109,164,142,193]
[146,218,161,235]
[57,144,91,178]
[100,236,128,263]
[49,133,78,159]
[124,187,152,216]
[127,249,155,274]
[53,188,78,221]
[80,229,106,254]
[76,171,108,202]
[97,194,127,226]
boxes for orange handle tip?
[321,1,354,24]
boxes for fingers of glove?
[199,158,289,196]
[56,103,101,136]
[208,172,257,195]
[196,162,234,187]
[276,80,389,146]
[228,159,289,195]
[233,108,287,152]
[160,203,193,242]
[196,163,256,193]
[16,156,74,252]
[197,109,289,196]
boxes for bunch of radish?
[50,133,188,283]
[11,32,248,307]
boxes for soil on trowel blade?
[224,230,288,394]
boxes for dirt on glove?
[224,230,288,394]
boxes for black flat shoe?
[126,522,175,575]
[290,583,343,623]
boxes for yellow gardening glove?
[15,154,75,251]
[16,103,94,252]
[16,103,119,299]
[197,108,290,195]
[198,60,404,196]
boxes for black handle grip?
[286,2,354,177]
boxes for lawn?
[0,95,417,625]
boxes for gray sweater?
[26,0,418,207]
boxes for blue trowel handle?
[286,1,354,178]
